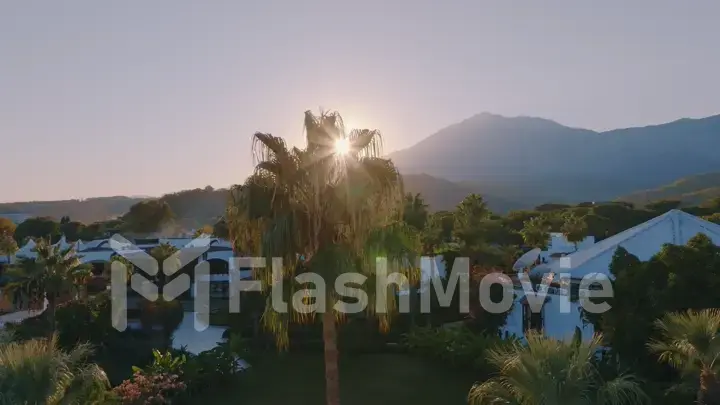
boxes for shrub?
[127,336,250,400]
[112,372,186,405]
[180,342,247,397]
[133,349,187,376]
[404,325,514,375]
[55,299,114,349]
[4,313,50,340]
[93,332,159,386]
[338,317,407,353]
[138,298,184,347]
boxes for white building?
[539,233,595,262]
[503,209,720,342]
[2,235,240,312]
[530,209,720,281]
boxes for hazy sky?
[2,1,720,202]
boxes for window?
[209,281,229,298]
[522,301,544,333]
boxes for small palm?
[469,332,647,405]
[3,238,86,331]
[648,309,720,404]
[0,335,110,405]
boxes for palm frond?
[230,109,417,351]
[649,309,720,375]
[471,332,647,405]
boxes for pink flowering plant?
[112,371,187,405]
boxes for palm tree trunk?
[699,368,720,405]
[47,295,56,334]
[322,311,341,405]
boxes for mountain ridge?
[390,112,720,206]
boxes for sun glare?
[334,138,350,155]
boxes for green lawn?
[205,352,478,405]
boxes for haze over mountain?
[390,113,720,206]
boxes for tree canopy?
[590,234,720,378]
[13,217,60,244]
[121,200,175,235]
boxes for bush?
[180,339,249,398]
[6,295,158,386]
[55,299,115,349]
[86,276,109,294]
[126,335,250,401]
[133,349,187,376]
[404,325,514,375]
[4,313,50,340]
[139,298,184,346]
[112,372,186,404]
[338,317,407,353]
[95,330,160,385]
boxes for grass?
[204,352,478,404]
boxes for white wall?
[501,289,595,342]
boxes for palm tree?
[453,194,491,247]
[520,216,550,249]
[648,309,720,405]
[4,238,89,333]
[562,213,589,251]
[0,334,110,404]
[420,211,454,255]
[403,193,429,231]
[469,332,647,405]
[149,243,180,295]
[228,110,419,405]
[109,254,134,278]
[146,244,184,347]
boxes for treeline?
[414,196,720,253]
[4,187,720,249]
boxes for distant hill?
[619,172,720,206]
[0,174,519,226]
[402,173,522,212]
[390,113,720,207]
[0,188,229,227]
[0,196,145,223]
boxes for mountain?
[390,113,720,207]
[402,174,523,212]
[619,172,720,206]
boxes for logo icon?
[109,234,212,331]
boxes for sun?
[334,138,351,155]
